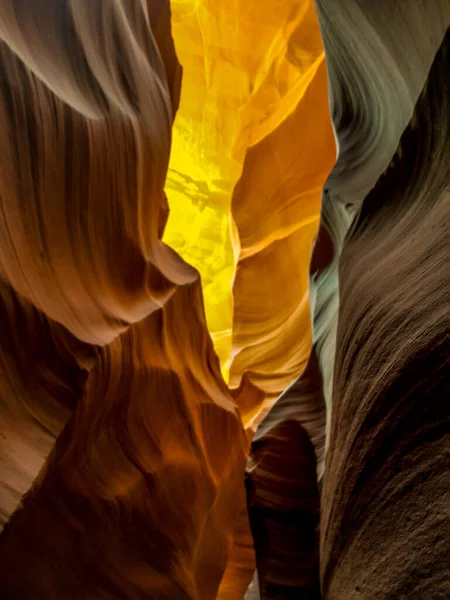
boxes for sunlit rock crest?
[163,0,335,417]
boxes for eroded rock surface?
[0,2,249,597]
[245,3,449,598]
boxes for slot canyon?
[0,1,448,598]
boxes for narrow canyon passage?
[0,1,448,599]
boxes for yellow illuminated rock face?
[230,59,335,428]
[164,0,335,419]
[164,6,334,592]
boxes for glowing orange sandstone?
[164,0,335,426]
[164,2,334,595]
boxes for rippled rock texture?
[0,0,449,599]
[320,29,450,599]
[0,1,249,597]
[246,2,449,598]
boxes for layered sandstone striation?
[245,2,449,598]
[0,0,448,598]
[0,1,250,597]
[321,30,450,598]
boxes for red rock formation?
[1,1,448,598]
[0,282,249,598]
[0,1,249,597]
